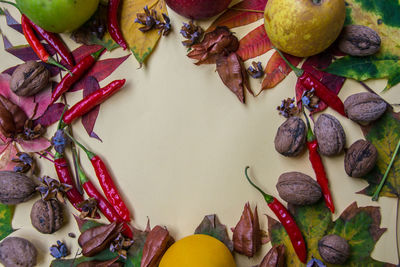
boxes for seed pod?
[0,104,16,138]
[0,95,28,135]
[259,244,285,267]
[318,234,350,264]
[30,199,64,234]
[0,171,36,204]
[345,139,378,178]
[81,222,122,257]
[276,172,322,205]
[338,25,381,56]
[0,237,37,267]
[314,114,346,156]
[141,225,175,267]
[10,61,50,96]
[274,117,306,157]
[344,92,387,125]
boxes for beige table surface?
[0,3,399,266]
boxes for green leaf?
[268,201,394,266]
[0,8,4,15]
[0,204,14,241]
[358,109,400,198]
[50,249,119,267]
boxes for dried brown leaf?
[140,225,174,267]
[259,244,286,267]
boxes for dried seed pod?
[0,171,36,204]
[274,117,306,157]
[318,234,350,264]
[0,95,28,137]
[338,25,381,56]
[141,225,174,267]
[314,114,346,156]
[344,92,387,125]
[345,139,378,178]
[30,199,64,234]
[259,244,285,267]
[276,172,322,205]
[0,237,37,267]
[81,222,122,257]
[10,61,50,96]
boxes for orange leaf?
[237,25,272,61]
[261,51,302,91]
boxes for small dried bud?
[30,199,64,234]
[277,97,299,118]
[344,92,387,125]
[50,240,69,259]
[345,139,378,178]
[10,61,50,96]
[180,21,204,47]
[318,234,350,264]
[314,114,346,156]
[338,25,381,56]
[274,117,306,157]
[259,244,285,267]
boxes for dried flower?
[51,129,70,154]
[180,21,204,47]
[77,198,98,219]
[135,5,170,36]
[301,88,320,111]
[110,233,134,259]
[12,152,34,173]
[307,256,326,267]
[50,240,69,259]
[277,97,299,118]
[247,61,264,79]
[156,13,171,36]
[36,176,72,203]
[20,120,45,140]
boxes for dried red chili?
[50,48,105,104]
[62,79,125,125]
[24,16,75,68]
[304,114,335,213]
[21,15,69,72]
[107,0,128,50]
[275,49,346,117]
[245,167,307,263]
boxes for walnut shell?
[0,237,37,267]
[344,92,387,125]
[274,117,306,157]
[30,199,64,234]
[0,171,36,205]
[314,114,346,156]
[338,25,381,56]
[10,61,50,97]
[318,234,350,264]
[276,172,322,205]
[345,139,378,178]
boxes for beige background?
[0,3,399,266]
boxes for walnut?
[0,171,36,205]
[0,237,37,267]
[318,234,350,264]
[314,114,346,156]
[10,61,50,97]
[344,92,387,125]
[276,172,322,205]
[30,199,64,234]
[274,117,306,157]
[345,139,377,178]
[338,25,381,56]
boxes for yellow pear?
[264,0,346,57]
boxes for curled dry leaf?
[0,95,27,137]
[232,202,261,257]
[187,26,239,65]
[194,214,233,251]
[259,244,285,267]
[216,52,253,103]
[141,225,174,267]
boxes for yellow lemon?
[159,234,236,267]
[264,0,346,57]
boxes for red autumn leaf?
[5,9,22,34]
[34,103,65,127]
[141,225,174,267]
[207,0,267,32]
[261,51,302,91]
[0,142,18,171]
[72,44,104,63]
[237,25,272,61]
[18,137,51,153]
[295,52,346,114]
[81,76,102,142]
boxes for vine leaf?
[358,108,400,198]
[0,204,14,241]
[269,201,395,266]
[237,25,271,61]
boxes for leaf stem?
[372,137,400,201]
[244,166,274,203]
[273,47,304,77]
[228,7,264,13]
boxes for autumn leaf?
[51,249,120,267]
[4,9,22,34]
[81,77,102,141]
[237,25,271,61]
[194,214,233,251]
[34,103,65,127]
[0,204,14,241]
[269,201,395,266]
[357,108,400,198]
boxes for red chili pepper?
[245,167,307,263]
[50,48,105,104]
[107,0,128,50]
[304,114,335,213]
[275,48,346,117]
[21,15,69,72]
[24,17,75,68]
[62,79,126,125]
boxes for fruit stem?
[273,47,304,77]
[228,7,264,13]
[245,166,274,203]
[312,0,322,5]
[372,137,400,201]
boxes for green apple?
[16,0,100,33]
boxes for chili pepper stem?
[47,57,71,74]
[64,130,96,159]
[372,137,400,201]
[72,143,88,184]
[245,166,274,203]
[274,47,304,77]
[92,47,105,60]
[56,105,69,130]
[303,111,315,142]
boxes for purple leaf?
[72,44,103,63]
[18,137,51,152]
[1,65,17,75]
[4,36,57,62]
[81,76,102,141]
[2,34,12,50]
[5,9,22,34]
[34,103,65,127]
